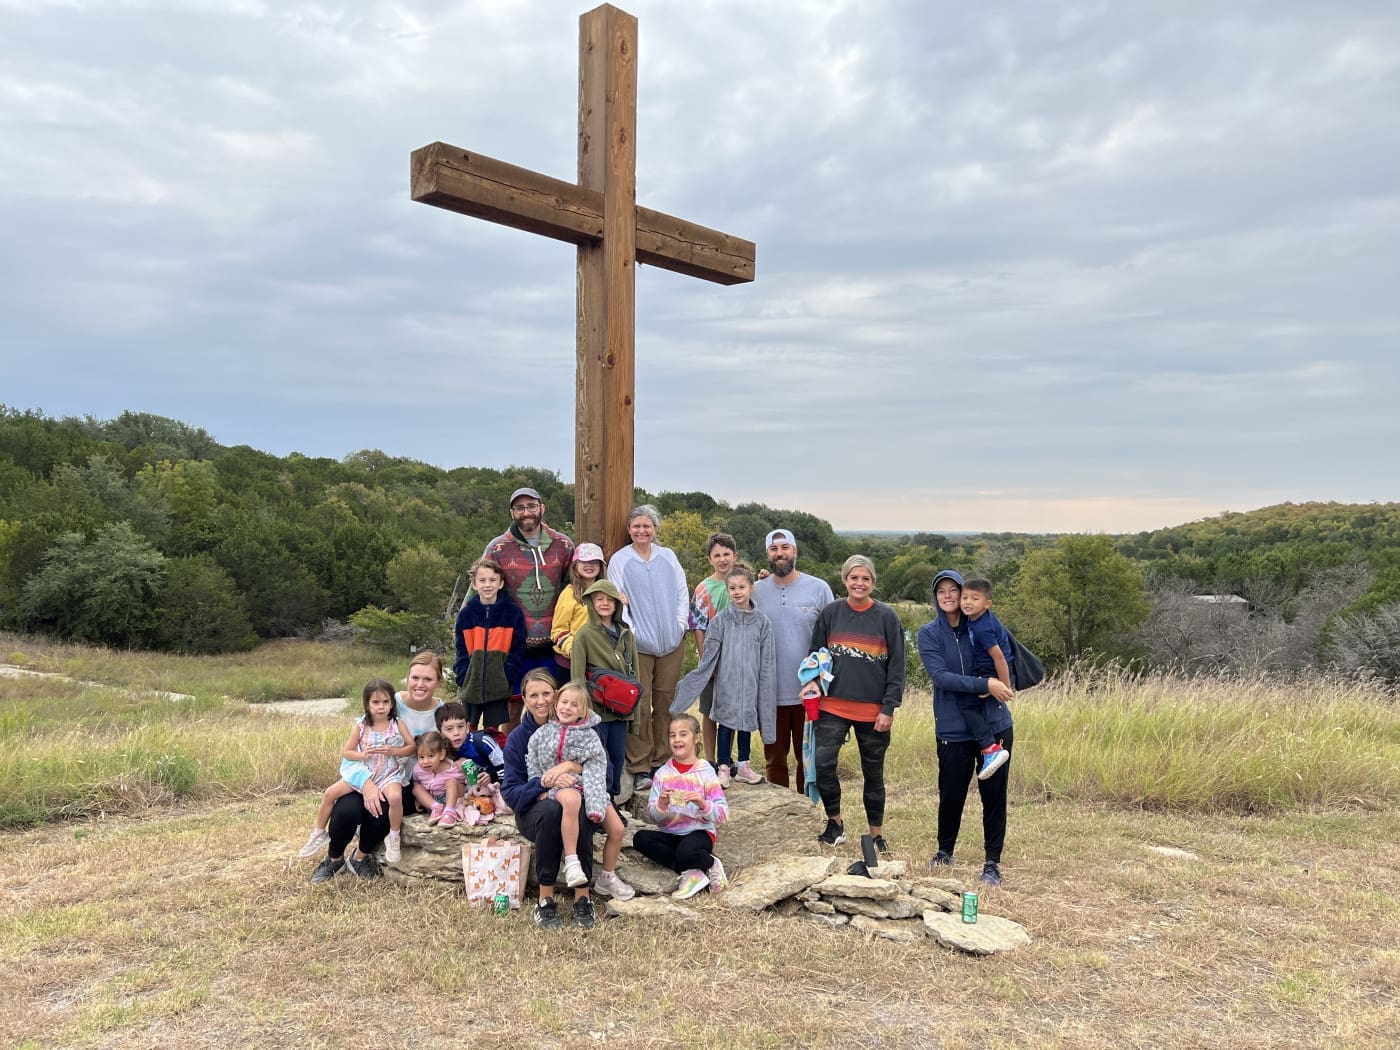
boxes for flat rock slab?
[923,912,1032,955]
[801,910,850,928]
[0,665,194,701]
[812,873,900,900]
[909,884,961,912]
[725,855,841,912]
[850,914,923,943]
[605,897,699,924]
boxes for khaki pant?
[626,642,685,774]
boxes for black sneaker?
[927,850,954,868]
[817,818,846,846]
[534,898,563,930]
[571,896,596,930]
[979,861,1003,887]
[309,855,347,883]
[871,834,891,857]
[344,852,380,879]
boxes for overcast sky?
[3,1,1398,533]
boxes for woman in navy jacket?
[916,569,1016,887]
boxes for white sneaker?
[384,831,401,864]
[563,855,588,888]
[717,764,731,788]
[595,868,635,901]
[298,827,330,858]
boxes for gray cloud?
[2,0,1397,531]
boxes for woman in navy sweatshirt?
[916,569,1016,887]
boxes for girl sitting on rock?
[409,731,466,827]
[634,713,730,899]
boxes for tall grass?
[2,638,1397,828]
[887,666,1399,813]
[1,632,403,701]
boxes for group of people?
[298,487,1022,923]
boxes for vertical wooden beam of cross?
[410,4,756,550]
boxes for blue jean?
[715,724,750,769]
[593,718,628,798]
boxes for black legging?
[514,794,598,887]
[632,828,714,875]
[327,789,422,859]
[937,725,1013,863]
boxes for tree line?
[3,407,1397,682]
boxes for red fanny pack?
[586,668,643,717]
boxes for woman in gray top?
[607,505,689,790]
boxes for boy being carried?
[959,577,1014,781]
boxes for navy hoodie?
[915,569,1014,743]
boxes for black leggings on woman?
[327,789,422,859]
[514,794,598,887]
[632,828,714,874]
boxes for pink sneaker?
[438,806,460,828]
[427,802,446,825]
[734,761,764,785]
[717,764,731,788]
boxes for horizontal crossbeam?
[411,141,755,285]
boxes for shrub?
[18,523,165,645]
[348,606,452,656]
[152,555,258,654]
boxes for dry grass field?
[2,636,1397,1048]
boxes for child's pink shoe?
[438,805,460,828]
[427,802,446,825]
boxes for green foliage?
[1002,535,1150,665]
[386,544,456,615]
[658,509,715,580]
[348,606,452,656]
[18,523,166,644]
[151,555,257,655]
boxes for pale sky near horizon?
[4,1,1398,534]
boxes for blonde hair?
[407,650,445,682]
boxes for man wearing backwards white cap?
[753,529,833,793]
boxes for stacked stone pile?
[385,782,1029,954]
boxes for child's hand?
[476,771,491,788]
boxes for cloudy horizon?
[4,1,1397,534]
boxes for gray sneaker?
[309,855,347,883]
[344,852,381,879]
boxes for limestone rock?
[830,893,925,920]
[801,910,850,928]
[811,873,900,900]
[867,860,907,880]
[725,855,842,912]
[803,899,836,915]
[920,876,965,894]
[850,915,922,943]
[605,897,699,924]
[384,815,529,886]
[923,912,1031,955]
[773,897,802,917]
[909,884,961,912]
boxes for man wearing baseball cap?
[753,528,833,793]
[480,487,574,714]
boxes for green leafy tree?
[152,555,257,653]
[19,522,166,644]
[1001,535,1150,665]
[658,509,712,582]
[386,544,456,615]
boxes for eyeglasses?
[511,501,542,512]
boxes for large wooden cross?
[411,3,756,550]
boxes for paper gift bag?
[462,838,532,909]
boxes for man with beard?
[752,528,833,792]
[480,488,574,720]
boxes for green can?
[464,759,479,782]
[961,891,979,924]
[492,892,510,916]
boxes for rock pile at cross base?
[386,781,1029,954]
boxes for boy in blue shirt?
[960,577,1014,780]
